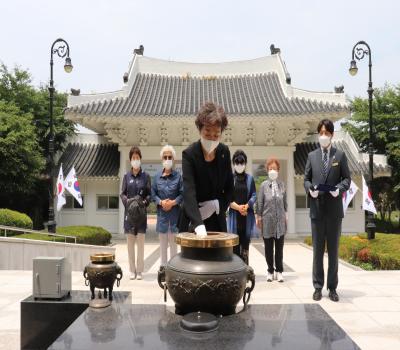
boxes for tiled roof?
[58,143,119,178]
[68,73,347,117]
[294,141,390,176]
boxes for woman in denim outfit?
[151,145,183,267]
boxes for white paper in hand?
[198,201,215,220]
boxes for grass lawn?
[304,232,400,270]
[1,226,112,246]
[11,232,78,243]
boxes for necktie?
[322,149,328,177]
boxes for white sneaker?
[267,273,274,282]
[130,272,136,280]
[276,272,284,282]
[136,273,142,280]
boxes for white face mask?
[131,159,141,169]
[201,137,220,154]
[163,159,173,170]
[319,135,331,148]
[268,169,278,181]
[234,164,246,174]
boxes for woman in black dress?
[180,102,234,236]
[227,150,257,264]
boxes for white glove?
[330,188,340,197]
[195,224,207,237]
[198,200,219,220]
[309,189,319,198]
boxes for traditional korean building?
[57,46,390,235]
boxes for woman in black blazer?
[180,102,234,236]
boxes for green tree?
[0,64,75,228]
[343,84,400,229]
[0,64,74,157]
[0,101,45,202]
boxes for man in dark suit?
[304,119,351,302]
[179,102,234,235]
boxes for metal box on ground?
[33,257,71,299]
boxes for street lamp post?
[47,38,73,233]
[349,40,376,240]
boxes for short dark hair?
[129,146,142,160]
[317,119,334,134]
[195,102,228,132]
[232,149,247,164]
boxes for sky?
[1,0,399,101]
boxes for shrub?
[357,247,371,263]
[304,232,400,270]
[56,226,112,246]
[0,208,33,236]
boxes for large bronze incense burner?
[83,253,123,308]
[158,232,255,316]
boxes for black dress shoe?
[329,289,339,302]
[313,288,322,301]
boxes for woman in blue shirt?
[151,145,183,267]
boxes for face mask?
[268,169,278,181]
[163,159,173,170]
[131,160,141,169]
[319,135,331,148]
[234,164,246,174]
[201,137,220,154]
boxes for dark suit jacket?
[180,140,234,231]
[304,146,351,219]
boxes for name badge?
[332,162,339,167]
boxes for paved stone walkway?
[1,237,400,349]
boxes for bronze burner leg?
[108,286,113,301]
[90,284,95,300]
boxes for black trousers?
[311,217,341,290]
[233,216,250,264]
[233,230,250,258]
[263,236,285,273]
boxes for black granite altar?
[21,290,131,350]
[48,303,360,350]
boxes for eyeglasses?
[163,156,173,160]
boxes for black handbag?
[126,195,146,227]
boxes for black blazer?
[304,146,351,219]
[180,140,234,231]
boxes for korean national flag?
[64,166,83,206]
[342,180,358,215]
[56,165,66,211]
[362,175,377,215]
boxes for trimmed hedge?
[304,233,400,270]
[5,225,112,246]
[56,226,112,246]
[0,209,33,235]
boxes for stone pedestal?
[21,290,131,350]
[48,303,360,350]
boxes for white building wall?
[57,179,120,233]
[58,144,366,236]
[294,176,364,234]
